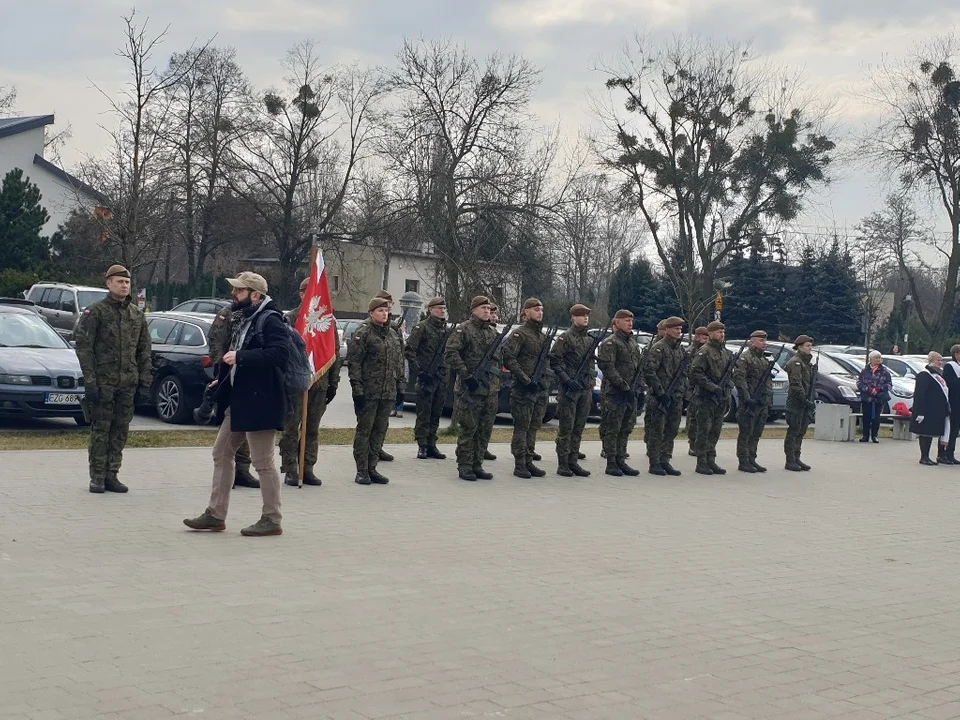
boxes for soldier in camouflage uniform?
[348,297,405,485]
[733,330,773,473]
[75,264,153,493]
[784,334,816,472]
[597,309,643,477]
[550,303,595,477]
[689,320,733,475]
[685,326,709,456]
[643,316,687,477]
[374,290,402,459]
[445,296,501,481]
[479,302,502,462]
[279,277,341,487]
[208,306,260,488]
[405,296,449,460]
[502,298,551,479]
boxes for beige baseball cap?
[226,271,268,294]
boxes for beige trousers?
[207,409,282,523]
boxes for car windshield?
[0,313,69,348]
[77,290,108,310]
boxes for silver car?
[25,282,108,341]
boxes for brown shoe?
[240,515,282,536]
[183,510,226,532]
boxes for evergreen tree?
[811,240,861,343]
[722,247,786,339]
[0,168,51,272]
[607,254,675,332]
[782,244,818,340]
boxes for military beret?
[750,330,768,339]
[522,297,543,311]
[226,271,268,294]
[662,316,685,329]
[569,303,591,317]
[375,290,393,302]
[656,319,665,330]
[793,334,815,348]
[614,309,634,320]
[694,326,709,336]
[368,297,389,312]
[104,264,130,279]
[471,295,491,310]
[299,277,310,292]
[427,296,446,309]
[706,321,726,332]
[489,303,498,312]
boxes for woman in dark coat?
[910,351,951,465]
[942,344,960,463]
[856,350,893,443]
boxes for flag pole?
[298,245,320,488]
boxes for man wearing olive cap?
[405,296,450,459]
[549,303,595,476]
[784,334,816,471]
[643,316,687,476]
[597,309,643,476]
[75,264,152,494]
[689,320,733,475]
[685,326,710,456]
[733,330,773,473]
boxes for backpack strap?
[251,307,286,346]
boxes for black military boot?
[354,471,372,485]
[604,460,624,477]
[617,459,640,476]
[513,459,532,479]
[302,468,322,486]
[104,472,129,493]
[526,461,546,477]
[750,458,767,473]
[785,452,803,471]
[648,462,667,476]
[569,456,591,477]
[531,451,542,461]
[89,475,105,494]
[557,457,574,477]
[796,456,811,471]
[483,450,497,461]
[706,459,726,475]
[473,466,493,480]
[577,451,586,460]
[284,471,300,487]
[234,466,260,488]
[695,457,714,475]
[379,449,394,462]
[737,460,757,473]
[369,469,390,484]
[426,445,447,460]
[458,467,478,481]
[417,445,429,459]
[660,461,681,477]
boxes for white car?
[840,356,914,412]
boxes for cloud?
[222,0,351,32]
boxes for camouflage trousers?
[279,382,330,474]
[414,378,446,446]
[686,397,701,450]
[555,389,591,464]
[599,392,636,461]
[693,396,726,460]
[353,398,392,472]
[509,391,547,463]
[736,404,768,462]
[455,390,497,471]
[87,385,136,480]
[784,405,813,461]
[644,396,683,464]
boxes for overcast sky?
[2,0,959,233]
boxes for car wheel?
[74,414,90,427]
[156,374,190,424]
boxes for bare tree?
[0,85,15,114]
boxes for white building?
[0,115,102,236]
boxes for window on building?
[490,286,504,304]
[404,279,419,293]
[330,275,340,293]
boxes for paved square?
[3,437,960,719]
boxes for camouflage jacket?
[684,341,707,401]
[208,307,233,365]
[549,324,595,383]
[643,336,686,399]
[502,319,549,390]
[733,346,772,407]
[597,330,642,396]
[347,319,404,400]
[690,339,733,401]
[785,352,815,408]
[75,294,152,390]
[286,305,341,389]
[445,315,500,396]
[404,315,448,379]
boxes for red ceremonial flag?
[295,248,338,386]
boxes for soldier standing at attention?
[405,296,449,460]
[348,297,405,485]
[374,290,402,457]
[643,316,686,477]
[784,335,816,472]
[597,309,642,477]
[550,303,594,477]
[733,330,773,473]
[208,305,259,489]
[690,320,733,475]
[279,277,340,487]
[445,296,500,481]
[503,298,550,479]
[75,264,152,494]
[480,301,502,462]
[686,326,710,456]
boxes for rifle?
[748,344,785,402]
[563,325,612,401]
[519,327,558,396]
[807,350,820,413]
[419,325,451,387]
[660,347,693,409]
[713,339,749,403]
[462,322,514,404]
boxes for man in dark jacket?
[184,272,289,537]
[405,296,449,460]
[943,345,960,463]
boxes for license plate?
[45,392,82,405]
[772,381,786,390]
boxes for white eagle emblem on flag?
[304,296,334,337]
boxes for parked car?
[0,305,87,424]
[24,282,108,341]
[881,355,927,379]
[336,319,365,360]
[170,298,232,314]
[830,354,915,412]
[142,312,216,423]
[766,342,861,412]
[0,297,41,314]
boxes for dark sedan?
[142,312,216,423]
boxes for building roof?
[0,115,55,139]
[32,154,105,204]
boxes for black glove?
[464,376,479,392]
[417,372,431,385]
[135,385,152,406]
[711,387,724,402]
[325,383,337,404]
[524,379,542,393]
[85,386,101,404]
[806,399,816,414]
[353,395,366,414]
[563,377,583,393]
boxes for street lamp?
[903,294,913,354]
